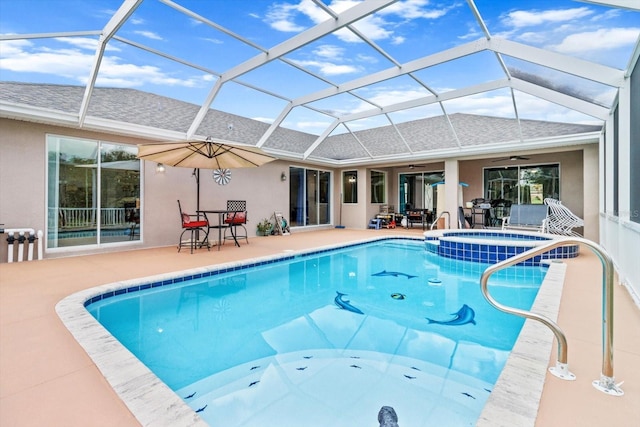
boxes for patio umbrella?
[137,138,276,211]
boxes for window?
[370,170,386,203]
[289,166,331,226]
[343,171,358,204]
[484,164,559,205]
[47,135,140,249]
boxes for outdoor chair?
[223,200,248,245]
[458,206,472,229]
[502,204,549,232]
[489,199,511,227]
[544,198,584,236]
[177,200,209,253]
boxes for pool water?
[88,239,546,427]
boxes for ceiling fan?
[492,155,530,162]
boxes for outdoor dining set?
[177,199,248,254]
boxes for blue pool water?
[87,238,546,427]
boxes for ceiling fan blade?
[492,155,530,162]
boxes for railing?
[479,237,624,396]
[430,211,450,230]
[1,227,43,262]
[54,208,129,229]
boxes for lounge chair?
[544,198,584,236]
[502,204,549,232]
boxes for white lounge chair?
[544,198,584,236]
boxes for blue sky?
[1,0,638,134]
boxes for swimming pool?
[82,238,547,426]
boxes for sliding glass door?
[289,166,331,227]
[47,135,140,248]
[484,164,559,205]
[398,171,443,213]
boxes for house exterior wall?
[0,115,616,274]
[459,149,593,236]
[0,118,294,262]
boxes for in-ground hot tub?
[424,230,579,265]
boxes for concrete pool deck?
[1,228,639,426]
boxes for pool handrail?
[430,211,450,230]
[479,236,624,396]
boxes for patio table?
[197,209,243,250]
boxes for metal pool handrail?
[430,211,450,230]
[479,236,624,396]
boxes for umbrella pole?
[195,168,200,214]
[195,168,202,244]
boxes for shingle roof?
[0,82,602,162]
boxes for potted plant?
[256,218,272,236]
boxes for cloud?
[513,92,602,125]
[548,27,640,54]
[133,30,163,41]
[290,59,360,75]
[252,116,275,124]
[516,31,548,45]
[313,44,345,59]
[203,37,224,45]
[265,1,306,32]
[0,39,205,88]
[381,0,455,20]
[0,41,95,77]
[365,87,431,108]
[54,37,121,52]
[501,7,593,28]
[458,22,483,41]
[92,57,203,87]
[265,0,455,44]
[293,120,334,130]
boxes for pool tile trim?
[56,235,564,427]
[477,261,566,427]
[425,230,579,265]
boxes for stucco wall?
[459,149,594,237]
[0,119,294,261]
[0,117,600,263]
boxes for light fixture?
[281,172,287,181]
[155,163,165,173]
[348,176,356,183]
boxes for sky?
[0,0,638,135]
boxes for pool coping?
[56,235,564,427]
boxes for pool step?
[177,350,493,427]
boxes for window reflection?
[289,166,332,226]
[484,164,559,205]
[343,171,358,204]
[47,135,141,248]
[370,170,386,204]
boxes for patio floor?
[1,228,638,426]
